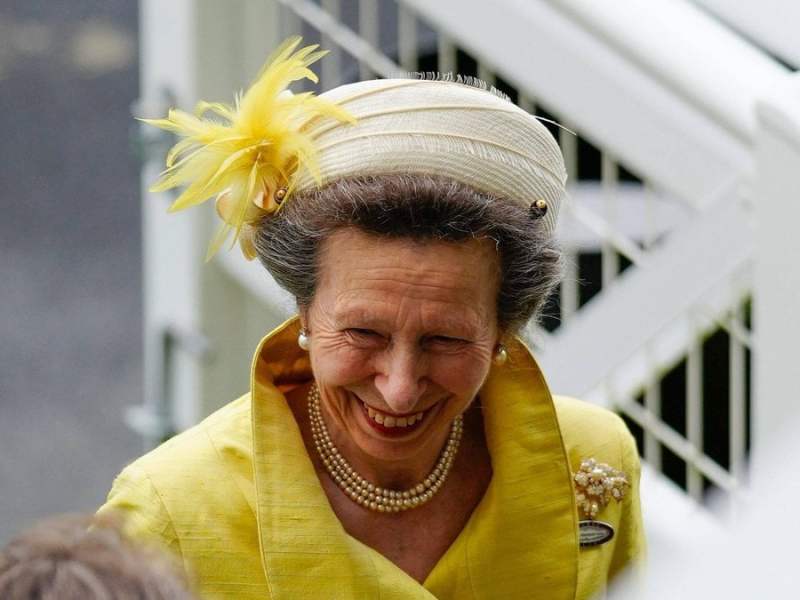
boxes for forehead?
[314,228,500,330]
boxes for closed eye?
[426,335,470,348]
[344,328,386,347]
[349,328,379,337]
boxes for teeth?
[364,403,425,428]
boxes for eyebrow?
[333,307,392,330]
[334,305,482,338]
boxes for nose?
[373,344,428,414]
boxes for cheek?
[310,334,375,387]
[429,349,493,403]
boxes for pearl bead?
[307,383,461,514]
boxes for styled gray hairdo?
[254,174,563,332]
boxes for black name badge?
[579,520,615,547]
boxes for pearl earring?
[298,328,311,351]
[493,344,508,366]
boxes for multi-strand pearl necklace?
[307,384,463,512]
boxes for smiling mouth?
[358,400,430,434]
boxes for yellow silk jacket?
[99,317,644,599]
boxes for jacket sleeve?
[608,425,646,580]
[97,463,183,560]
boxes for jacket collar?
[250,316,578,599]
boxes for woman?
[100,38,644,599]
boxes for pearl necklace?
[307,384,463,512]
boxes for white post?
[192,0,289,419]
[136,0,204,447]
[753,72,800,468]
[137,0,290,445]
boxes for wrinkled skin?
[301,227,502,489]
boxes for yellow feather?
[234,163,261,241]
[142,36,356,259]
[238,224,259,261]
[194,100,235,121]
[206,222,234,263]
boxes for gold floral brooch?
[573,458,629,547]
[574,457,629,519]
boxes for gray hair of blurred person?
[255,173,563,333]
[0,514,196,600]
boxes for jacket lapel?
[425,335,579,598]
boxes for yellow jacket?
[99,317,644,599]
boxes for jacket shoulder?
[552,394,637,461]
[99,394,255,544]
[551,394,641,499]
[130,393,252,474]
[99,394,268,596]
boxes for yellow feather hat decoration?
[141,36,356,261]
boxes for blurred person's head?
[0,514,195,599]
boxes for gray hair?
[254,174,563,332]
[0,514,196,599]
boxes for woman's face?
[304,228,501,467]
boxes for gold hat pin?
[573,458,629,547]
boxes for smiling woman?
[98,37,645,599]
[288,229,499,581]
[304,228,497,458]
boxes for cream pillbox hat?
[295,78,567,238]
[144,38,568,259]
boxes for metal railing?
[270,0,753,505]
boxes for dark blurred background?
[0,1,140,542]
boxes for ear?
[495,323,509,347]
[298,305,310,331]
